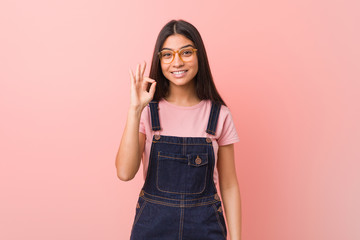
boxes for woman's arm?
[115,62,156,181]
[115,110,145,181]
[218,144,242,240]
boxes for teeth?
[172,70,186,74]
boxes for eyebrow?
[160,44,195,51]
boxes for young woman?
[116,19,242,240]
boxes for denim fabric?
[149,101,161,131]
[130,102,226,240]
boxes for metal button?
[214,193,220,201]
[139,190,144,197]
[206,137,212,143]
[217,206,222,213]
[154,135,160,140]
[195,156,202,165]
[136,202,140,209]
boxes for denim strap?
[149,101,161,131]
[205,102,221,135]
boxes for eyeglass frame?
[158,47,198,64]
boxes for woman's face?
[160,34,198,88]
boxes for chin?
[165,73,196,87]
[167,78,193,87]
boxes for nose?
[172,52,184,67]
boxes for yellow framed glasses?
[158,47,198,64]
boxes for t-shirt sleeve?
[217,107,240,146]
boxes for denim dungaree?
[130,101,227,240]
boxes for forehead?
[162,34,194,50]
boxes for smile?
[171,70,188,74]
[171,70,188,78]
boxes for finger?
[135,64,140,83]
[148,81,157,97]
[129,68,135,85]
[142,77,155,91]
[143,76,155,83]
[141,61,146,77]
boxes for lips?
[171,70,188,74]
[171,70,188,78]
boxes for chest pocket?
[156,151,209,194]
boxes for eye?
[161,51,173,59]
[181,49,193,56]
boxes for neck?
[165,81,200,107]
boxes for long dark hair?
[149,19,226,106]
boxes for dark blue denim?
[130,101,226,240]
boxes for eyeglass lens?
[160,48,195,63]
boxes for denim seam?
[142,190,218,202]
[159,154,209,166]
[141,196,219,207]
[207,129,216,134]
[208,145,218,192]
[152,141,211,146]
[133,201,147,227]
[179,207,184,240]
[212,203,227,239]
[158,154,187,160]
[182,139,186,156]
[143,141,155,186]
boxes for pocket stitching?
[187,153,209,167]
[156,151,208,195]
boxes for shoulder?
[217,104,237,130]
[202,100,233,120]
[217,104,233,121]
[219,104,231,114]
[216,104,240,145]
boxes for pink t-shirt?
[139,99,240,185]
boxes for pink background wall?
[1,0,359,239]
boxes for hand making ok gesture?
[129,61,157,110]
